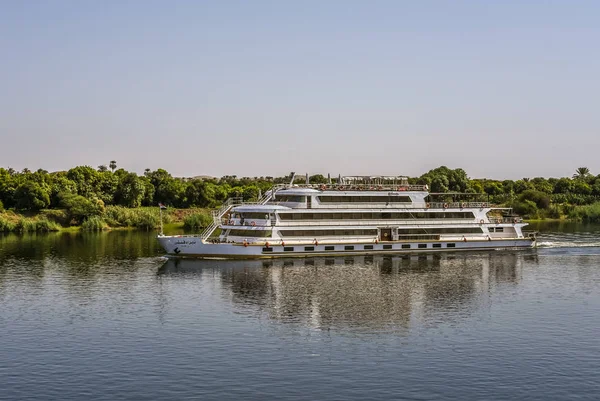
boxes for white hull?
[158,236,535,259]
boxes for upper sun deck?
[266,176,428,194]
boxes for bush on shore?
[183,213,212,230]
[0,213,60,232]
[81,216,109,231]
[568,202,600,223]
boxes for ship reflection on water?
[158,252,536,332]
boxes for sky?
[1,1,599,180]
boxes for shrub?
[0,215,15,232]
[14,182,51,211]
[183,213,212,230]
[14,217,37,232]
[511,200,538,218]
[0,199,4,212]
[39,209,69,226]
[35,218,61,232]
[103,205,134,227]
[59,192,103,224]
[519,190,550,210]
[133,210,159,230]
[568,202,600,223]
[81,216,108,231]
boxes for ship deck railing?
[221,217,523,226]
[273,183,430,191]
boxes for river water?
[1,222,599,400]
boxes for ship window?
[277,211,475,220]
[401,244,411,249]
[227,229,272,238]
[262,247,273,252]
[279,229,378,237]
[304,246,315,251]
[317,195,411,203]
[344,245,355,250]
[433,243,442,248]
[496,227,504,232]
[274,195,306,202]
[240,212,272,219]
[383,244,392,250]
[284,247,294,252]
[447,243,456,248]
[489,228,495,233]
[397,227,483,235]
[364,245,374,250]
[418,244,427,249]
[325,245,335,251]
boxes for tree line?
[1,164,599,219]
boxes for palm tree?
[109,160,117,172]
[144,168,151,176]
[98,165,108,172]
[573,167,590,180]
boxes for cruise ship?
[157,174,537,258]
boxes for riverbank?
[0,207,213,233]
[2,202,600,234]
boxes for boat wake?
[537,241,600,248]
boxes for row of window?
[227,229,272,237]
[278,212,475,220]
[227,227,483,238]
[397,227,483,234]
[279,229,378,237]
[273,195,413,203]
[317,196,412,203]
[262,243,457,252]
[231,213,271,219]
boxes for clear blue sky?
[1,1,599,179]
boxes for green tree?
[554,178,573,194]
[573,167,590,180]
[59,192,104,224]
[98,165,108,172]
[14,181,51,211]
[67,166,101,198]
[115,173,145,207]
[109,160,117,172]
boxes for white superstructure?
[157,175,536,258]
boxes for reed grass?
[568,202,600,223]
[81,216,109,231]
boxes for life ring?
[375,239,379,244]
[229,220,234,225]
[443,203,448,209]
[479,219,485,224]
[320,185,326,191]
[461,202,467,208]
[251,221,256,226]
[243,241,248,247]
[513,218,518,224]
[426,203,430,209]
